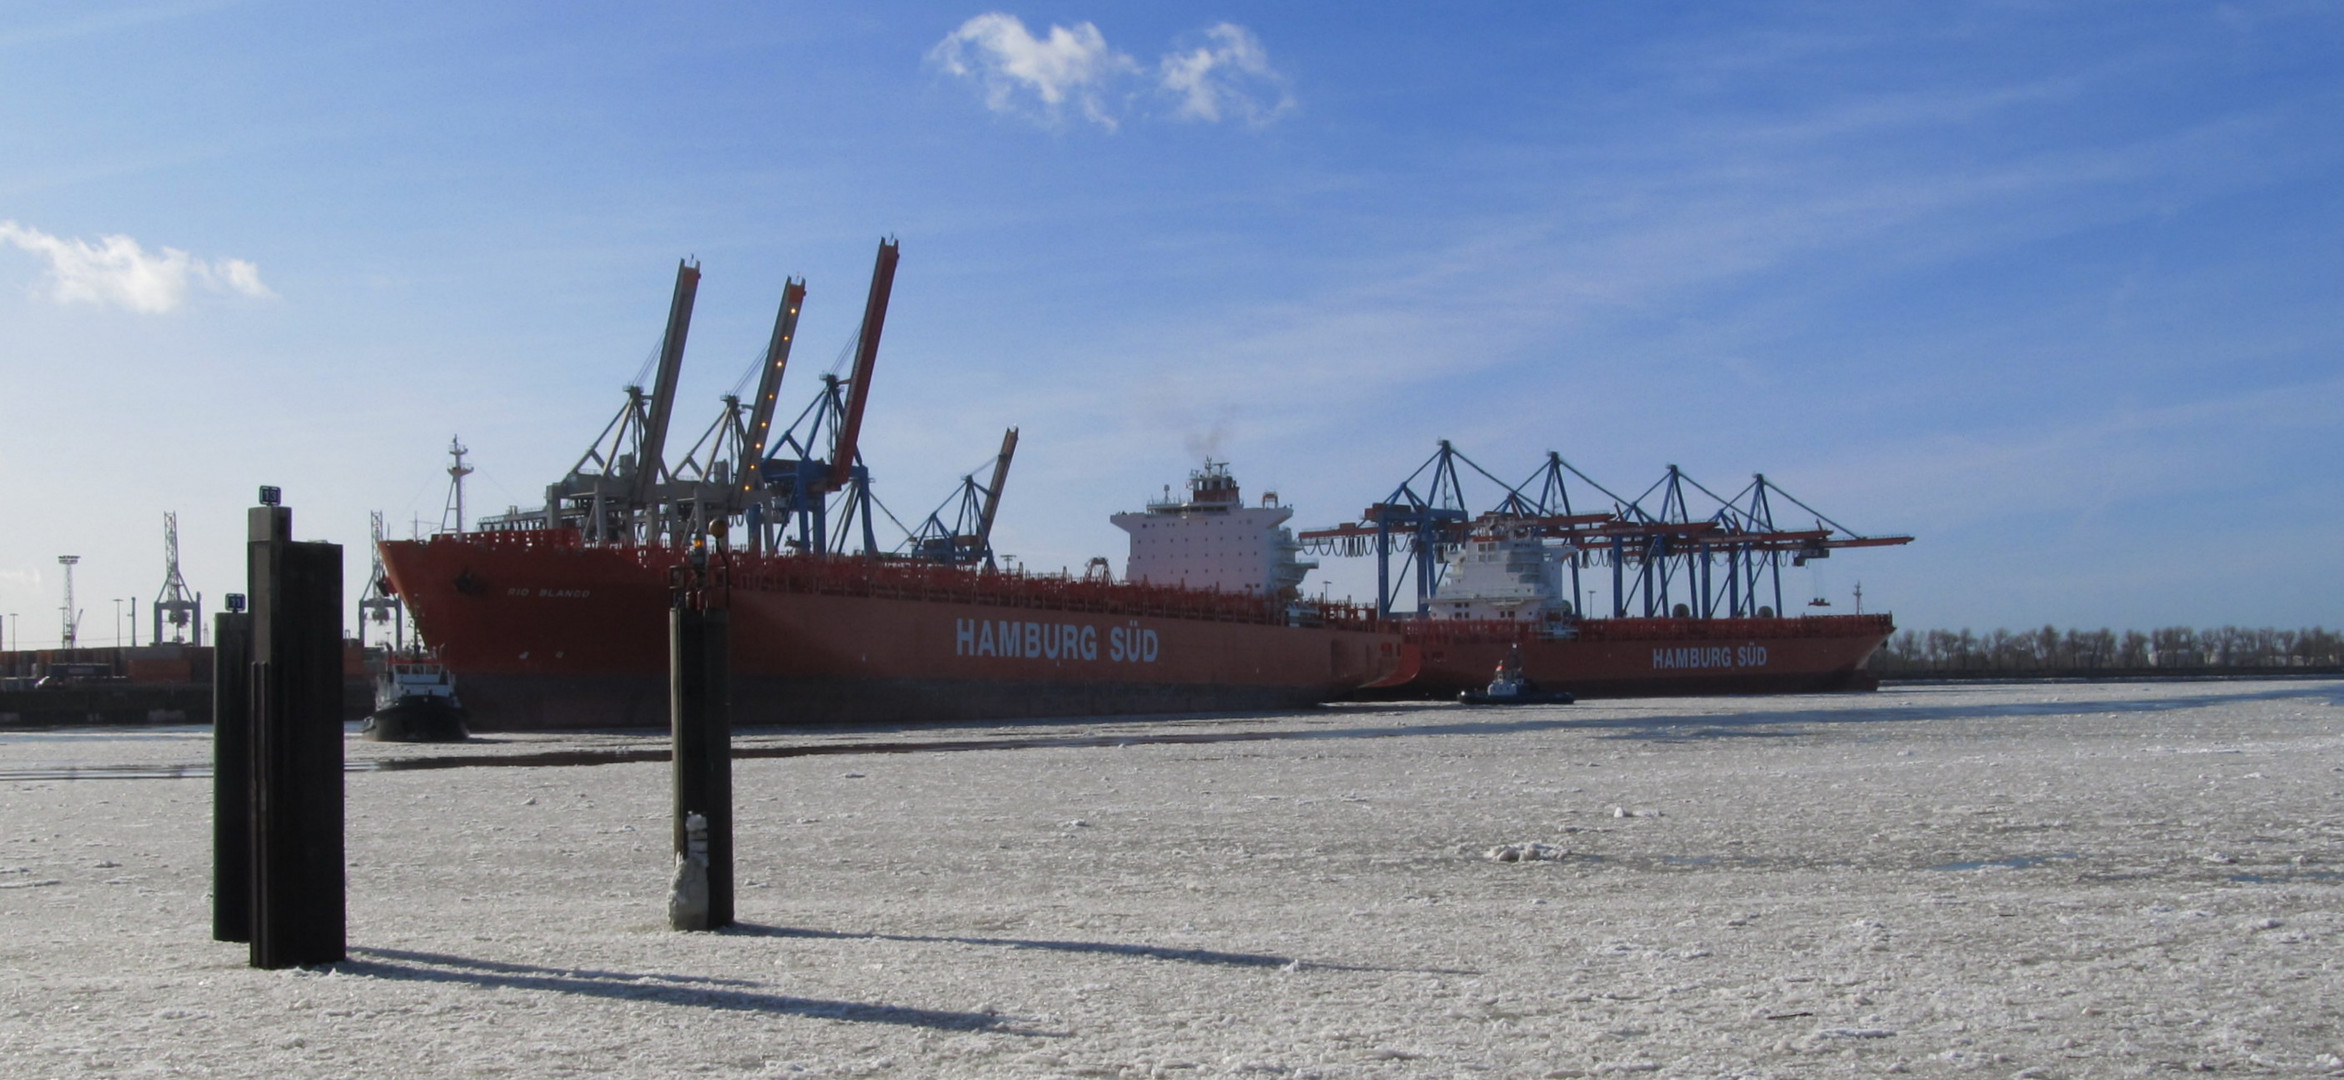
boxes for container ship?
[375,243,1909,728]
[378,463,1397,729]
[1384,613,1895,698]
[377,242,1399,729]
[1300,443,1910,699]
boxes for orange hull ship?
[372,251,1907,728]
[1379,614,1895,699]
[379,529,1402,730]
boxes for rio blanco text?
[955,618,1160,662]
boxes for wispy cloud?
[1158,23,1292,127]
[927,13,1138,130]
[929,13,1291,131]
[0,220,277,313]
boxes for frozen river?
[3,679,2340,1077]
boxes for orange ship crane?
[752,239,900,557]
[465,243,1026,570]
[666,276,809,550]
[745,279,807,493]
[634,259,701,510]
[829,237,898,490]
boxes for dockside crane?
[635,260,699,523]
[474,242,1023,565]
[358,511,403,650]
[1301,440,1912,623]
[647,272,815,546]
[1710,472,1911,617]
[830,239,895,491]
[1499,452,1640,618]
[756,238,898,556]
[975,426,1017,565]
[905,427,1019,567]
[666,395,753,538]
[1297,440,1483,617]
[535,259,701,544]
[151,512,201,646]
[740,279,806,553]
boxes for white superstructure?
[1428,517,1577,624]
[1112,461,1317,600]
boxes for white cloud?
[0,220,277,313]
[928,13,1138,130]
[930,15,1292,130]
[1157,23,1293,127]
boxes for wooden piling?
[670,605,733,930]
[246,505,346,968]
[210,609,253,943]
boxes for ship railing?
[1400,612,1894,645]
[426,528,585,552]
[1573,614,1895,641]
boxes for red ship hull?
[379,532,1893,728]
[379,531,1403,730]
[1380,614,1894,698]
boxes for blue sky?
[2,1,2339,649]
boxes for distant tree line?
[1872,626,2344,673]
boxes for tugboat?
[1457,644,1574,706]
[360,651,471,742]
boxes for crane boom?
[742,278,806,486]
[828,238,898,489]
[975,426,1018,555]
[634,258,701,505]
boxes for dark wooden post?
[247,500,346,968]
[670,604,732,930]
[211,605,253,942]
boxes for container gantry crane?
[1300,440,1912,623]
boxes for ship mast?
[439,436,474,534]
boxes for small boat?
[1458,644,1574,706]
[361,653,471,742]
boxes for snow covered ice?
[2,678,2340,1077]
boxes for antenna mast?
[440,437,475,534]
[152,513,202,645]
